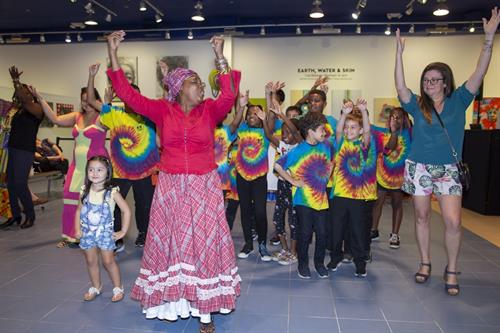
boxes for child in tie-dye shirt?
[370,107,412,249]
[236,105,272,261]
[328,99,376,278]
[275,112,332,279]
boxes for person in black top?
[0,66,44,230]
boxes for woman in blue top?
[394,7,500,296]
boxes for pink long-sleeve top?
[107,68,241,175]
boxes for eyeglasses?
[423,78,444,85]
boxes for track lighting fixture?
[355,25,362,34]
[409,24,415,33]
[260,26,266,36]
[139,1,147,11]
[385,25,391,35]
[165,31,171,39]
[77,33,83,42]
[468,24,475,33]
[352,10,361,20]
[310,0,324,19]
[0,35,5,44]
[40,34,46,43]
[155,13,162,23]
[296,26,302,35]
[191,1,205,22]
[65,34,72,43]
[433,0,449,16]
[188,30,194,39]
[105,13,112,22]
[357,0,367,9]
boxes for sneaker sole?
[114,246,125,253]
[238,251,253,259]
[389,244,400,249]
[329,262,342,271]
[355,272,368,278]
[271,241,281,246]
[297,272,311,279]
[317,272,329,279]
[371,236,380,241]
[260,256,272,262]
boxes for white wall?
[0,34,498,159]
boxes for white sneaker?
[389,233,400,249]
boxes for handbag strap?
[432,108,461,164]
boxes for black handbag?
[433,109,471,192]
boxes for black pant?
[236,173,267,246]
[112,176,155,234]
[7,148,35,219]
[296,205,327,269]
[327,188,351,255]
[330,197,373,268]
[225,198,256,231]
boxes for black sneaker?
[297,265,311,279]
[370,229,380,241]
[269,234,280,246]
[342,253,353,263]
[355,265,367,278]
[327,260,342,271]
[315,265,329,279]
[114,239,125,254]
[389,233,400,249]
[238,244,254,259]
[135,232,146,247]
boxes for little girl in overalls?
[75,155,131,302]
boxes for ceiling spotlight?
[352,9,361,20]
[188,30,194,39]
[405,6,414,16]
[70,0,77,3]
[417,0,427,4]
[191,1,205,22]
[357,0,367,9]
[139,1,147,11]
[355,25,362,34]
[165,31,171,39]
[260,26,266,36]
[310,0,324,19]
[77,33,83,42]
[409,24,415,33]
[296,26,302,35]
[84,16,98,25]
[105,13,112,22]
[40,34,46,43]
[433,0,449,16]
[84,2,94,14]
[155,13,162,23]
[468,24,475,33]
[0,35,5,44]
[385,25,391,35]
[65,34,72,43]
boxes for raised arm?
[9,66,43,120]
[106,31,165,125]
[29,86,77,127]
[229,90,248,134]
[210,35,241,124]
[87,63,104,112]
[336,100,353,144]
[357,98,371,145]
[466,7,500,94]
[394,29,411,104]
[256,108,279,147]
[294,76,328,107]
[269,104,303,143]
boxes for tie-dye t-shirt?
[100,104,159,180]
[236,122,270,181]
[214,125,236,190]
[226,143,239,201]
[277,141,332,210]
[324,115,338,188]
[332,134,378,201]
[372,126,411,190]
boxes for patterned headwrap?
[163,67,197,102]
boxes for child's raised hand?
[313,75,328,88]
[341,100,354,114]
[269,104,284,118]
[89,63,100,77]
[396,28,405,55]
[273,81,286,91]
[256,108,266,121]
[104,86,115,104]
[356,98,368,112]
[265,81,273,95]
[113,230,126,241]
[238,89,249,107]
[318,84,329,94]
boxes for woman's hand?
[27,85,41,100]
[107,30,125,52]
[113,230,126,241]
[483,7,500,40]
[89,63,100,77]
[395,28,405,55]
[209,35,225,59]
[9,66,23,81]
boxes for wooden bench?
[28,170,64,195]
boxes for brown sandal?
[414,263,432,284]
[199,322,215,333]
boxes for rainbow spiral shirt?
[277,141,332,210]
[100,104,159,179]
[332,134,378,201]
[372,126,411,190]
[324,115,338,188]
[214,125,236,190]
[226,144,239,201]
[236,122,270,181]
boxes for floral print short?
[402,159,462,196]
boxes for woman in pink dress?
[107,31,240,333]
[32,83,108,247]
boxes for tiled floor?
[1,182,499,333]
